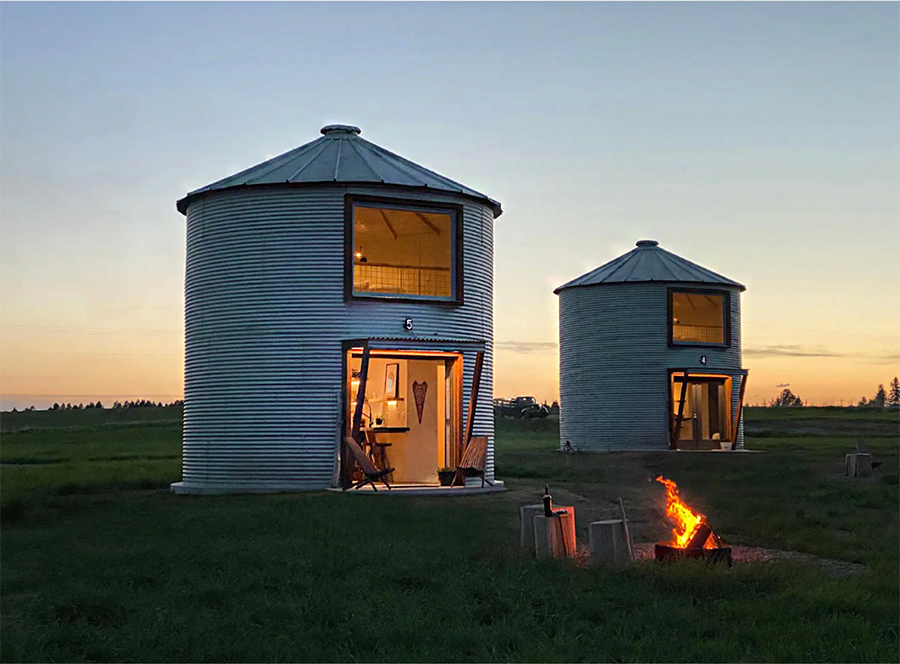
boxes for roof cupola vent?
[636,239,659,248]
[320,124,361,136]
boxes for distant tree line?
[49,401,106,410]
[47,399,184,411]
[766,377,900,409]
[110,399,184,409]
[858,378,900,408]
[768,388,804,408]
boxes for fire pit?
[655,476,732,566]
[655,542,733,565]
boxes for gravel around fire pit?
[571,543,867,577]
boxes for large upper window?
[350,200,458,301]
[669,289,729,346]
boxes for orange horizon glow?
[1,332,898,411]
[490,353,898,408]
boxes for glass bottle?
[543,485,553,517]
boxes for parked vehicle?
[494,396,550,419]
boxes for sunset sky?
[1,2,898,411]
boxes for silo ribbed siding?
[558,284,668,451]
[558,283,744,452]
[183,187,495,490]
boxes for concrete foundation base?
[332,481,505,496]
[170,481,316,495]
[172,480,504,496]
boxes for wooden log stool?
[533,506,576,559]
[589,520,632,567]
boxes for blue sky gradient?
[2,2,898,408]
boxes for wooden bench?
[343,436,394,491]
[453,436,492,487]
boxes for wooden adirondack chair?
[453,436,492,487]
[343,436,394,491]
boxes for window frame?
[667,287,731,348]
[344,194,464,304]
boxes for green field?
[1,407,898,662]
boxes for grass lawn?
[1,408,898,662]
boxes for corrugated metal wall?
[558,283,743,451]
[179,185,494,492]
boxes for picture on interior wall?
[384,363,399,399]
[413,381,428,423]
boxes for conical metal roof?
[554,240,745,293]
[176,124,502,217]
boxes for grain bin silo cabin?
[171,125,502,494]
[554,240,748,452]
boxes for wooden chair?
[343,436,394,491]
[364,430,393,483]
[856,439,882,470]
[453,436,492,487]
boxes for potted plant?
[438,468,456,486]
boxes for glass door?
[672,375,731,450]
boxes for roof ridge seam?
[618,255,641,282]
[286,140,332,181]
[243,141,325,185]
[662,256,681,281]
[192,142,311,193]
[364,140,483,196]
[333,139,343,181]
[656,247,694,281]
[603,250,639,281]
[346,138,385,181]
[659,246,738,284]
[361,141,432,187]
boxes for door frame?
[667,370,735,450]
[340,344,464,487]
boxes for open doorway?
[344,350,461,486]
[670,373,733,450]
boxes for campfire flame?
[655,476,715,549]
